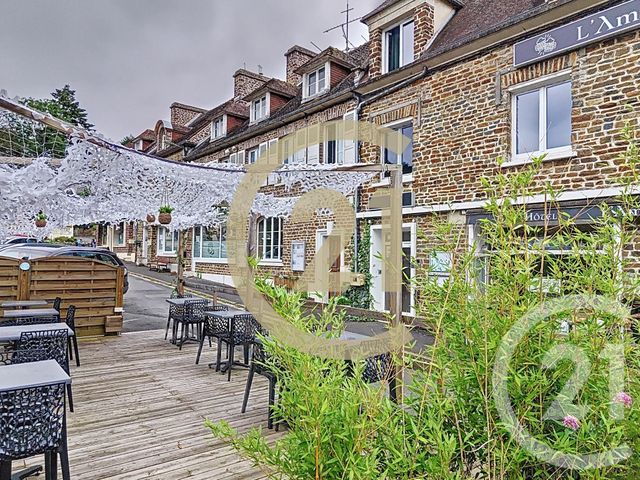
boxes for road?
[122,275,172,332]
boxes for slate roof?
[424,0,577,59]
[243,78,299,102]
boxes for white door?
[370,226,384,311]
[141,225,148,265]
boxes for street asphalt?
[122,275,172,333]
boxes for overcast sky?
[1,0,376,142]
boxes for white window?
[157,227,179,255]
[114,222,126,246]
[229,150,245,165]
[247,148,259,164]
[193,225,226,260]
[134,140,144,151]
[511,74,572,164]
[251,95,268,123]
[324,122,342,165]
[384,19,414,73]
[382,121,413,178]
[211,116,226,140]
[305,65,327,98]
[257,217,283,262]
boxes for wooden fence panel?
[0,256,124,336]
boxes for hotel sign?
[514,0,640,67]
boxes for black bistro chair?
[177,299,209,350]
[13,329,74,412]
[52,297,62,313]
[360,352,397,403]
[195,305,229,365]
[65,306,80,367]
[165,292,193,343]
[218,314,259,381]
[0,381,71,480]
[242,334,278,429]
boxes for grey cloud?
[0,0,377,141]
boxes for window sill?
[157,253,177,258]
[258,260,284,267]
[193,258,227,264]
[301,89,330,103]
[371,174,413,188]
[502,148,576,168]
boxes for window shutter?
[237,150,245,164]
[229,153,237,164]
[342,111,357,164]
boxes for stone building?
[126,0,640,316]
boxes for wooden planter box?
[105,315,124,334]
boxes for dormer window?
[251,95,268,123]
[211,116,226,140]
[384,19,414,73]
[304,65,327,99]
[134,139,144,151]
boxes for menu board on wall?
[291,241,305,272]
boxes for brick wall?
[413,2,434,59]
[285,46,316,86]
[170,104,203,128]
[330,63,350,88]
[233,69,267,100]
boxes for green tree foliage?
[0,85,93,159]
[120,134,135,146]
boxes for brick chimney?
[233,69,267,101]
[284,45,317,86]
[170,103,205,128]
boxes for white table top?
[2,308,60,319]
[166,297,207,306]
[0,323,74,341]
[1,300,48,308]
[206,309,250,319]
[0,360,71,392]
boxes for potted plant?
[158,206,173,225]
[35,211,47,228]
[146,213,156,223]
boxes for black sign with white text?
[514,0,640,67]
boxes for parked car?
[0,244,129,293]
[1,235,38,245]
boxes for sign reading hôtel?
[514,0,640,67]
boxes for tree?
[120,135,135,146]
[0,85,94,159]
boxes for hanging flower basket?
[146,214,156,223]
[35,212,47,228]
[158,206,173,225]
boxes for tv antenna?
[323,1,361,51]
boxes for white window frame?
[247,147,259,164]
[382,18,415,74]
[250,93,270,123]
[257,217,284,264]
[303,63,330,100]
[157,227,178,256]
[506,71,575,167]
[113,222,127,246]
[369,222,416,316]
[376,117,413,185]
[229,150,245,165]
[134,139,144,151]
[211,115,227,140]
[192,224,227,263]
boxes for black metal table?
[205,309,252,371]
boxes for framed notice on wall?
[291,241,305,272]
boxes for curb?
[129,272,244,309]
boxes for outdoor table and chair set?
[0,297,81,480]
[165,293,395,430]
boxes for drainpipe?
[350,66,429,273]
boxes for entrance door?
[314,228,343,303]
[370,226,384,310]
[141,225,149,265]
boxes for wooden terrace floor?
[18,330,279,479]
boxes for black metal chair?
[52,297,62,313]
[241,335,278,429]
[177,299,209,350]
[218,314,259,381]
[195,305,229,365]
[0,382,70,480]
[361,352,397,402]
[13,330,74,413]
[165,292,193,343]
[65,306,80,367]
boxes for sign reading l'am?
[514,0,640,67]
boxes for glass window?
[193,225,226,260]
[306,66,327,98]
[385,20,414,73]
[513,79,572,159]
[247,148,259,164]
[252,96,267,122]
[383,122,413,176]
[257,217,283,261]
[212,117,225,139]
[157,227,178,255]
[384,226,414,314]
[114,222,126,246]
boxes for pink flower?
[563,415,580,431]
[614,392,633,408]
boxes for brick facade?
[233,69,268,100]
[285,46,317,86]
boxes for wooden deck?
[16,330,279,479]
